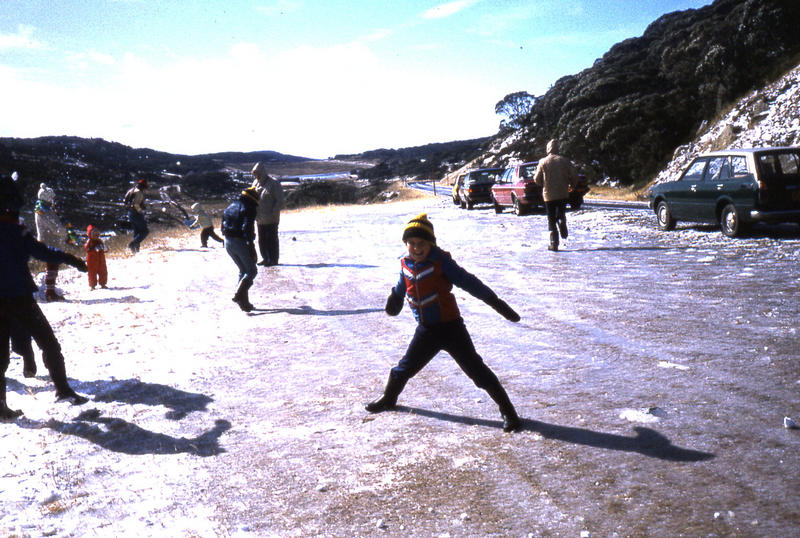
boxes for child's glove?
[66,254,88,273]
[385,290,404,316]
[486,295,520,322]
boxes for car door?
[670,158,708,220]
[492,168,513,204]
[696,156,729,221]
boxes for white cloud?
[421,0,479,20]
[0,38,498,157]
[0,24,45,51]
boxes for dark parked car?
[490,161,589,215]
[648,147,800,237]
[451,167,504,209]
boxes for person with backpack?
[221,187,259,312]
[124,179,149,253]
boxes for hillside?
[480,0,800,185]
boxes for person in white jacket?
[34,183,69,301]
[250,162,284,266]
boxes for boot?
[548,231,559,252]
[486,383,521,433]
[0,377,23,419]
[46,352,89,405]
[232,280,254,312]
[365,374,407,413]
[45,290,66,302]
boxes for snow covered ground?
[2,196,799,537]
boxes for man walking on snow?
[533,139,580,251]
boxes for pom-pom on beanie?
[402,213,436,244]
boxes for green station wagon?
[648,147,800,237]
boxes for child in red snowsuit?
[84,224,108,289]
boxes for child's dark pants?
[391,318,504,393]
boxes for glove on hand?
[487,295,520,322]
[385,291,404,316]
[67,254,88,273]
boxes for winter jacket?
[533,153,579,202]
[221,198,257,242]
[190,203,212,229]
[392,246,494,326]
[251,176,284,225]
[124,186,146,213]
[34,199,67,247]
[84,225,107,271]
[0,219,78,298]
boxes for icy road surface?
[2,197,799,537]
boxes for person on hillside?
[365,213,523,433]
[190,202,223,248]
[221,187,260,312]
[0,173,90,418]
[250,162,284,266]
[84,224,108,290]
[34,183,71,301]
[124,179,149,253]
[533,139,580,251]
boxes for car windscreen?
[465,171,496,184]
[520,164,537,178]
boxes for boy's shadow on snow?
[44,411,231,457]
[85,378,214,420]
[395,406,714,462]
[248,305,382,317]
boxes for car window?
[777,153,800,175]
[681,159,707,181]
[730,156,749,178]
[705,157,729,181]
[520,164,536,179]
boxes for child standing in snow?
[365,213,523,432]
[190,202,223,248]
[84,224,108,290]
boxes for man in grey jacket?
[250,162,285,266]
[533,139,579,251]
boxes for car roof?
[466,167,504,172]
[699,146,800,157]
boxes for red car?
[490,161,590,215]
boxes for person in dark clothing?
[221,187,259,312]
[0,173,90,419]
[124,179,149,253]
[365,213,523,432]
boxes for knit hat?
[402,213,436,244]
[137,179,149,189]
[241,187,259,204]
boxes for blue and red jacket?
[392,246,495,326]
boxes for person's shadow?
[249,305,382,316]
[395,406,714,462]
[10,378,230,457]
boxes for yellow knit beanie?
[402,213,436,244]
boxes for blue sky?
[0,0,711,158]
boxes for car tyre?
[460,198,467,209]
[466,199,474,210]
[656,201,676,231]
[452,195,460,206]
[492,195,503,214]
[513,196,524,216]
[720,203,745,237]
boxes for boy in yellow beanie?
[365,213,522,432]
